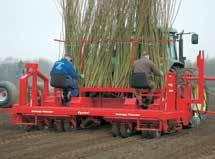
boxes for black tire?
[111,123,120,137]
[147,131,161,139]
[55,120,65,132]
[141,131,149,138]
[64,119,76,132]
[37,121,46,130]
[24,125,40,132]
[0,81,18,108]
[48,119,56,131]
[24,125,34,132]
[119,124,133,138]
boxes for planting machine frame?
[7,48,215,138]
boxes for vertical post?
[25,63,39,107]
[165,72,177,112]
[43,79,49,99]
[31,71,38,107]
[79,39,85,73]
[197,50,204,104]
[19,76,28,106]
[178,33,184,64]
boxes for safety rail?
[184,51,215,105]
[19,63,49,106]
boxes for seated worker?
[132,53,163,107]
[50,53,83,103]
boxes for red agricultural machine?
[1,49,212,138]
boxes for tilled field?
[0,115,215,159]
[0,94,215,159]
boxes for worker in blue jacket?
[50,53,84,99]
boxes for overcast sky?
[0,0,214,62]
[173,0,215,60]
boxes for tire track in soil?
[150,123,215,159]
[84,133,193,159]
[0,111,215,159]
[83,137,154,159]
[83,122,215,159]
[0,131,49,145]
[2,136,111,159]
[0,124,208,159]
[0,126,109,146]
[0,130,22,137]
[0,129,106,147]
[49,137,139,159]
[161,135,215,159]
[0,129,113,159]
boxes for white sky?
[0,0,214,62]
[0,0,62,61]
[173,0,215,60]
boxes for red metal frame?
[19,63,49,107]
[9,50,215,135]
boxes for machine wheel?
[0,81,18,108]
[24,125,40,132]
[111,123,120,137]
[147,131,161,139]
[24,125,33,132]
[119,123,133,138]
[48,119,56,131]
[63,119,74,131]
[37,121,46,130]
[141,131,149,138]
[55,120,65,132]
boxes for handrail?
[19,63,49,107]
[184,51,215,106]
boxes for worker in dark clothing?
[50,53,83,99]
[132,54,163,106]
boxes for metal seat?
[50,74,71,104]
[50,74,70,89]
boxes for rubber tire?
[24,125,40,132]
[111,123,120,137]
[37,121,46,130]
[48,119,56,131]
[148,131,161,139]
[0,81,18,108]
[55,120,65,132]
[141,131,149,138]
[119,124,132,138]
[63,119,74,131]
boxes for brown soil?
[0,93,214,159]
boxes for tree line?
[0,58,53,86]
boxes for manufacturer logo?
[115,113,140,117]
[77,111,90,115]
[31,110,53,114]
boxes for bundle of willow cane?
[58,0,181,87]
